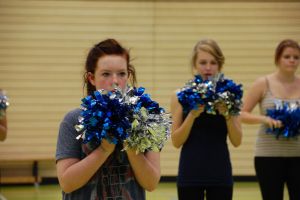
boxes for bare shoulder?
[171,89,179,101]
[252,76,267,87]
[173,89,180,95]
[248,76,268,93]
[243,75,270,103]
[170,89,182,111]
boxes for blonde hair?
[191,39,225,72]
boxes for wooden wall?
[0,0,299,180]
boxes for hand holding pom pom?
[266,100,300,138]
[214,73,243,116]
[215,102,229,117]
[189,104,205,119]
[98,139,116,155]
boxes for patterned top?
[56,109,145,200]
[255,79,300,157]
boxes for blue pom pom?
[77,88,131,146]
[75,86,171,153]
[177,75,216,113]
[215,75,243,116]
[177,73,243,115]
[266,101,300,138]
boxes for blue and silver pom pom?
[75,86,171,153]
[75,87,131,148]
[266,100,300,138]
[215,73,243,116]
[177,75,216,114]
[124,87,171,153]
[177,73,243,116]
[0,91,9,119]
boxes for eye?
[119,72,127,77]
[199,61,207,65]
[102,72,110,77]
[293,56,299,60]
[210,61,217,65]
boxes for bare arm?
[240,77,281,128]
[126,150,160,191]
[0,114,7,141]
[56,140,115,193]
[215,102,242,147]
[226,116,242,147]
[170,91,204,148]
[240,77,266,124]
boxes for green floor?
[0,182,289,200]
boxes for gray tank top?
[255,78,300,157]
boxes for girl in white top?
[241,39,300,200]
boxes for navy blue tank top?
[177,112,233,186]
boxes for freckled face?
[88,55,129,91]
[194,50,220,80]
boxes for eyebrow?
[100,69,127,73]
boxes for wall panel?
[0,0,299,180]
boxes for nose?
[205,64,212,70]
[112,74,119,87]
[291,57,297,62]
